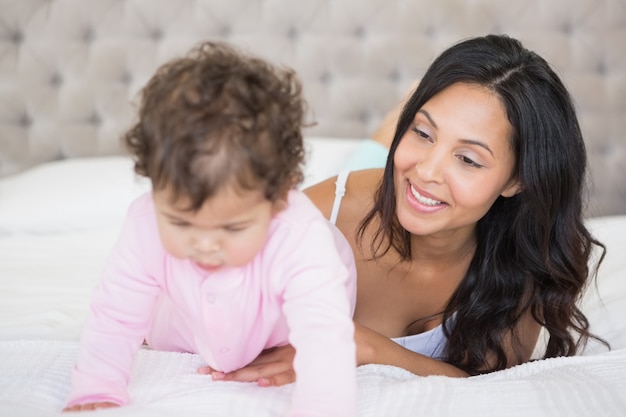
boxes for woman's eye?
[411,126,431,141]
[458,155,483,168]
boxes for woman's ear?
[501,179,521,198]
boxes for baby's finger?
[197,365,216,375]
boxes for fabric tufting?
[0,0,625,216]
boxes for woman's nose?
[415,147,446,184]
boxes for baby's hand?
[63,402,119,412]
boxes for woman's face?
[393,82,520,239]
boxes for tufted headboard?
[1,0,625,216]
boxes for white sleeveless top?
[331,170,447,359]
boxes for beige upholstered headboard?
[1,0,625,216]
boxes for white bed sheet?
[1,340,625,417]
[1,139,626,416]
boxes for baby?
[64,41,357,417]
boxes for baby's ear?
[501,179,521,198]
[271,188,291,214]
[272,197,288,215]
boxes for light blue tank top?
[331,169,448,359]
[343,138,389,171]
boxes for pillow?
[579,215,626,354]
[342,138,389,171]
[301,137,363,188]
[0,137,364,235]
[0,157,151,235]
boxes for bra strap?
[329,170,350,225]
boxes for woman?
[198,34,607,383]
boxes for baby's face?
[152,186,281,272]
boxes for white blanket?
[2,340,625,417]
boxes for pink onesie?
[67,190,357,417]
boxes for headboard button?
[87,113,102,127]
[119,71,132,86]
[388,69,401,82]
[287,27,299,41]
[19,112,32,128]
[82,27,94,44]
[150,28,163,42]
[11,30,24,45]
[354,26,366,38]
[50,73,63,88]
[219,26,231,37]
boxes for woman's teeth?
[410,185,443,206]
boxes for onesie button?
[219,347,230,353]
[206,295,215,303]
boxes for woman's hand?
[63,402,119,412]
[197,345,296,387]
[196,323,383,386]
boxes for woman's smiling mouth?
[410,183,445,207]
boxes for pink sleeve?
[273,219,358,417]
[66,196,163,408]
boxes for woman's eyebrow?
[418,109,494,157]
[460,139,494,157]
[418,109,438,129]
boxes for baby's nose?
[194,236,220,253]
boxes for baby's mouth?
[195,260,222,271]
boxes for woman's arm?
[63,402,119,412]
[199,321,468,386]
[200,312,540,385]
[370,78,420,149]
[353,323,469,377]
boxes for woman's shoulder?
[345,168,385,193]
[304,168,383,220]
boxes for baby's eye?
[170,220,191,227]
[223,225,246,233]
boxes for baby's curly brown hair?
[123,40,307,210]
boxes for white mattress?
[1,138,625,416]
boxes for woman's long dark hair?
[358,34,608,375]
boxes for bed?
[2,0,626,416]
[1,142,626,416]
